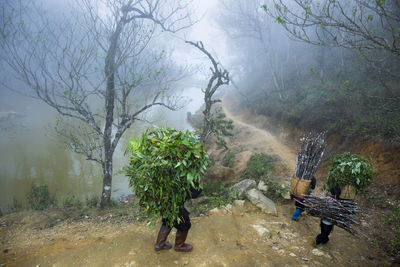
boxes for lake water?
[0,87,204,212]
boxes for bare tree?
[185,41,232,146]
[264,0,400,55]
[0,0,195,208]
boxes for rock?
[312,249,332,259]
[258,181,268,192]
[233,200,245,207]
[252,224,270,236]
[272,246,284,254]
[191,196,209,206]
[289,253,296,257]
[223,204,232,213]
[230,179,257,198]
[245,189,277,216]
[209,207,220,215]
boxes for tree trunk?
[100,17,126,209]
[201,95,212,144]
[100,152,113,208]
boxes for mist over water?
[0,86,204,211]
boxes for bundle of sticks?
[303,195,361,235]
[294,132,326,180]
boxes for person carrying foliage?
[155,182,202,252]
[124,126,209,253]
[291,176,317,220]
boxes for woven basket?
[340,185,356,200]
[290,176,311,198]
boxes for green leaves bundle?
[327,152,373,192]
[124,126,209,226]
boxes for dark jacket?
[187,182,202,200]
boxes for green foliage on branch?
[213,110,235,149]
[326,152,374,191]
[124,126,210,227]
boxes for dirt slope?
[0,99,390,267]
[222,103,296,174]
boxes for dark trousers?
[162,207,191,232]
[316,220,334,244]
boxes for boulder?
[258,180,268,192]
[245,189,277,216]
[191,196,209,206]
[230,179,257,198]
[233,200,245,207]
[252,224,270,236]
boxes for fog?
[1,0,399,211]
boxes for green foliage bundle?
[242,152,274,181]
[26,183,56,210]
[124,126,209,226]
[326,152,373,191]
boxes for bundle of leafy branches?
[295,132,326,180]
[303,195,361,235]
[326,152,373,192]
[124,126,209,226]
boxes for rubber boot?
[174,230,193,252]
[316,221,333,245]
[292,208,302,220]
[154,225,172,251]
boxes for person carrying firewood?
[291,176,317,220]
[315,185,342,245]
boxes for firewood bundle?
[303,195,361,235]
[294,132,326,180]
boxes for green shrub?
[264,180,287,202]
[384,199,400,256]
[26,183,56,210]
[326,152,374,192]
[63,195,83,209]
[242,153,274,181]
[222,148,236,168]
[202,181,237,209]
[124,126,210,227]
[85,195,100,208]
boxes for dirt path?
[0,100,389,266]
[0,203,385,267]
[222,101,296,174]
